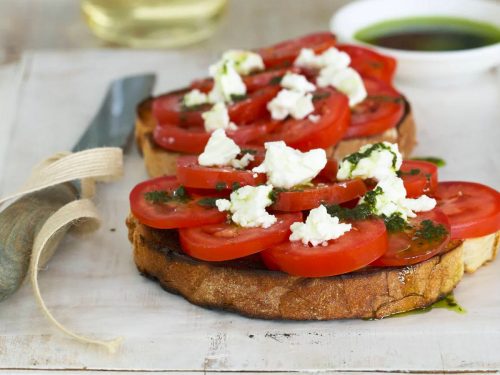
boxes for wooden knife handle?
[0,183,78,302]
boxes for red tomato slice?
[345,77,405,139]
[153,119,276,154]
[317,158,339,182]
[271,179,367,212]
[400,160,438,198]
[179,212,303,261]
[257,88,350,150]
[130,176,227,229]
[176,155,266,190]
[258,32,337,68]
[371,208,451,267]
[190,67,299,94]
[337,44,396,84]
[434,181,500,239]
[261,218,387,277]
[152,86,279,128]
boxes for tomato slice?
[400,160,438,198]
[434,181,500,239]
[257,88,350,150]
[258,32,337,68]
[317,158,339,182]
[153,119,276,154]
[129,176,227,229]
[152,86,279,128]
[176,155,266,190]
[337,44,396,84]
[345,77,405,139]
[190,67,299,94]
[179,212,303,261]
[371,208,451,267]
[271,179,367,212]
[261,218,387,277]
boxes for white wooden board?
[0,51,499,373]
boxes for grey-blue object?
[0,73,156,302]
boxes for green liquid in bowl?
[355,16,500,51]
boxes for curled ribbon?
[0,147,124,353]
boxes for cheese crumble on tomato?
[183,89,209,107]
[211,50,265,76]
[267,89,314,120]
[337,142,403,181]
[280,72,316,93]
[208,60,247,104]
[202,102,237,133]
[294,47,367,107]
[253,141,326,189]
[216,185,277,228]
[364,176,437,220]
[289,205,352,246]
[198,129,254,168]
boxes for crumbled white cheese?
[362,176,436,220]
[210,50,265,76]
[294,47,351,71]
[208,60,247,104]
[198,129,240,167]
[280,72,316,93]
[230,152,255,169]
[267,89,314,120]
[317,67,367,107]
[308,114,320,123]
[215,185,277,228]
[337,142,403,182]
[202,102,237,132]
[289,205,352,246]
[183,89,209,107]
[253,141,326,189]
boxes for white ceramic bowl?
[330,0,500,85]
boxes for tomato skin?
[434,181,500,240]
[179,212,303,261]
[257,89,350,150]
[153,120,275,154]
[337,44,396,83]
[261,219,387,277]
[176,155,266,190]
[371,208,451,267]
[258,32,337,68]
[190,67,299,94]
[400,160,438,198]
[152,86,279,129]
[345,77,405,139]
[129,176,227,229]
[271,179,367,212]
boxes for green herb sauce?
[411,156,447,168]
[355,16,500,52]
[390,293,466,318]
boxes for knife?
[0,73,156,302]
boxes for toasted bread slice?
[127,214,467,320]
[461,232,499,273]
[135,98,417,178]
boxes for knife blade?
[0,73,156,302]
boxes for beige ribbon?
[1,147,124,353]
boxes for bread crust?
[135,97,417,178]
[126,214,464,320]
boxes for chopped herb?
[325,203,373,221]
[269,76,283,85]
[424,173,432,183]
[197,197,219,208]
[231,182,241,191]
[363,187,383,210]
[172,186,189,202]
[180,103,206,112]
[269,187,287,203]
[411,156,446,168]
[397,168,421,177]
[312,92,331,101]
[230,93,248,102]
[344,143,398,170]
[240,148,258,155]
[144,186,190,204]
[144,190,171,204]
[383,213,411,233]
[366,95,404,104]
[215,181,227,191]
[414,220,448,242]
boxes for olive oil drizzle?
[389,294,466,318]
